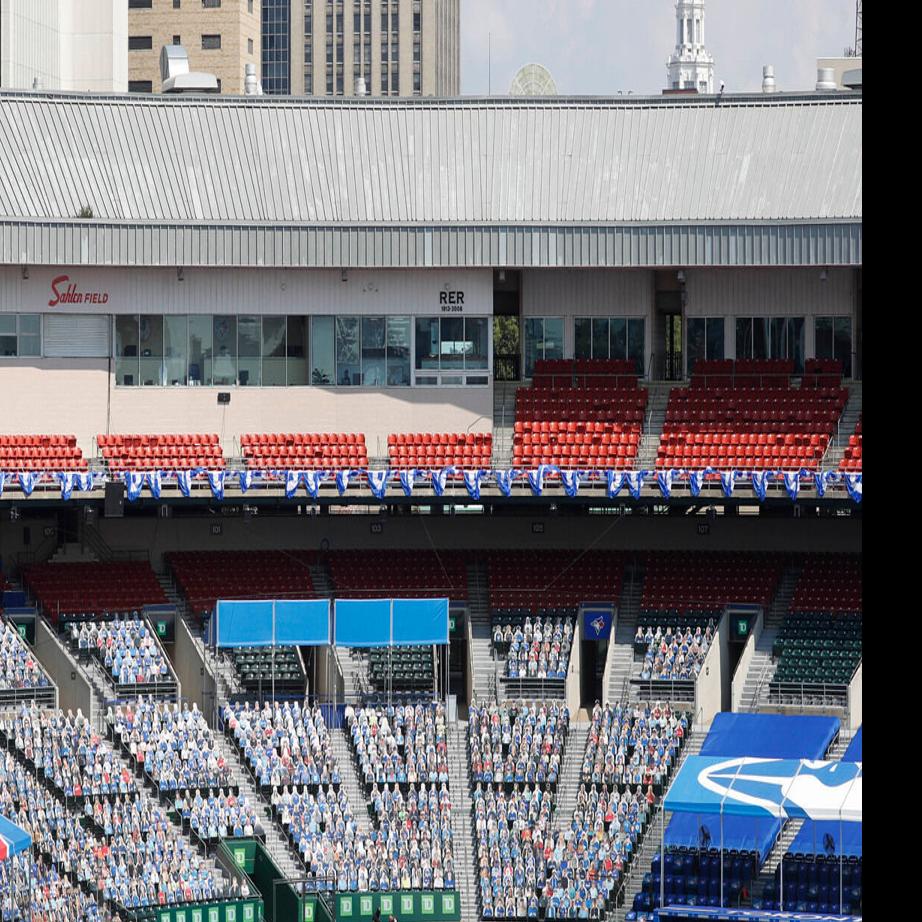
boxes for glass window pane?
[706,317,724,361]
[0,316,14,335]
[524,317,542,379]
[19,314,40,336]
[335,315,360,385]
[440,316,465,368]
[686,318,705,375]
[212,315,237,386]
[574,318,592,359]
[361,316,386,387]
[752,317,770,360]
[286,317,308,386]
[770,317,786,361]
[736,317,752,360]
[311,316,334,386]
[415,317,440,370]
[386,316,411,386]
[238,315,261,386]
[188,315,212,386]
[139,314,163,386]
[627,318,645,374]
[610,318,627,360]
[543,318,564,361]
[163,315,187,386]
[834,317,852,378]
[815,316,833,361]
[465,317,489,370]
[788,317,805,374]
[592,318,609,360]
[262,316,287,386]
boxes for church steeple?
[667,0,715,94]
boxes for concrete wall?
[730,608,764,711]
[696,621,727,726]
[1,0,127,91]
[847,662,861,733]
[565,616,583,716]
[33,620,89,716]
[91,513,862,572]
[175,617,213,719]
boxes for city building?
[262,0,459,97]
[0,0,127,91]
[128,0,260,95]
[666,0,714,93]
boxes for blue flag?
[367,469,390,500]
[238,470,257,493]
[123,471,145,502]
[656,469,676,499]
[146,470,163,500]
[430,466,455,496]
[750,470,771,502]
[719,470,737,498]
[493,469,520,497]
[814,470,839,498]
[782,471,801,501]
[844,473,862,504]
[463,469,485,499]
[626,470,645,499]
[398,469,417,497]
[176,470,193,497]
[207,470,226,499]
[303,470,326,499]
[560,469,583,498]
[336,469,357,496]
[688,468,709,497]
[606,470,626,498]
[285,470,302,499]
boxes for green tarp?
[336,891,460,922]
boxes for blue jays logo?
[591,616,606,637]
[696,757,862,821]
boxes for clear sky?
[460,0,857,96]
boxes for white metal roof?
[0,92,861,268]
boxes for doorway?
[493,270,521,381]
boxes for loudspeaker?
[104,481,125,518]
[217,392,231,404]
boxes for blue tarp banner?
[215,599,331,646]
[216,600,274,647]
[0,813,31,859]
[334,598,392,647]
[701,713,839,760]
[392,598,449,645]
[665,756,862,823]
[655,908,863,921]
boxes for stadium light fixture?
[21,266,28,279]
[177,266,184,281]
[676,270,686,284]
[820,269,828,282]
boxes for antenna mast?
[855,0,862,56]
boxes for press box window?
[523,317,563,379]
[686,317,725,375]
[0,314,41,357]
[128,36,153,50]
[414,317,489,385]
[202,34,222,50]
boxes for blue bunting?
[206,470,226,500]
[750,471,771,502]
[527,464,558,496]
[123,471,145,502]
[336,469,357,496]
[462,469,485,500]
[782,471,801,501]
[238,470,257,493]
[493,469,520,497]
[398,469,417,497]
[430,466,455,497]
[75,472,95,493]
[844,473,862,504]
[656,469,676,499]
[560,469,583,498]
[285,470,302,499]
[719,470,738,498]
[303,470,326,499]
[625,470,646,499]
[56,472,76,501]
[176,470,193,498]
[0,472,6,498]
[814,470,839,498]
[688,468,709,497]
[367,469,390,500]
[145,470,162,500]
[606,471,626,498]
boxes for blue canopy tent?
[660,756,862,914]
[0,815,32,919]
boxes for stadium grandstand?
[0,85,860,922]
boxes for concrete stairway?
[753,818,806,898]
[467,561,499,702]
[739,566,801,711]
[47,542,98,564]
[314,562,370,700]
[826,732,852,761]
[635,383,674,469]
[615,725,708,921]
[823,380,863,468]
[492,382,522,467]
[213,731,304,879]
[605,562,644,705]
[447,722,479,922]
[329,729,374,836]
[552,721,589,836]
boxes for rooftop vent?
[244,63,263,95]
[160,45,219,94]
[815,67,837,92]
[761,65,776,93]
